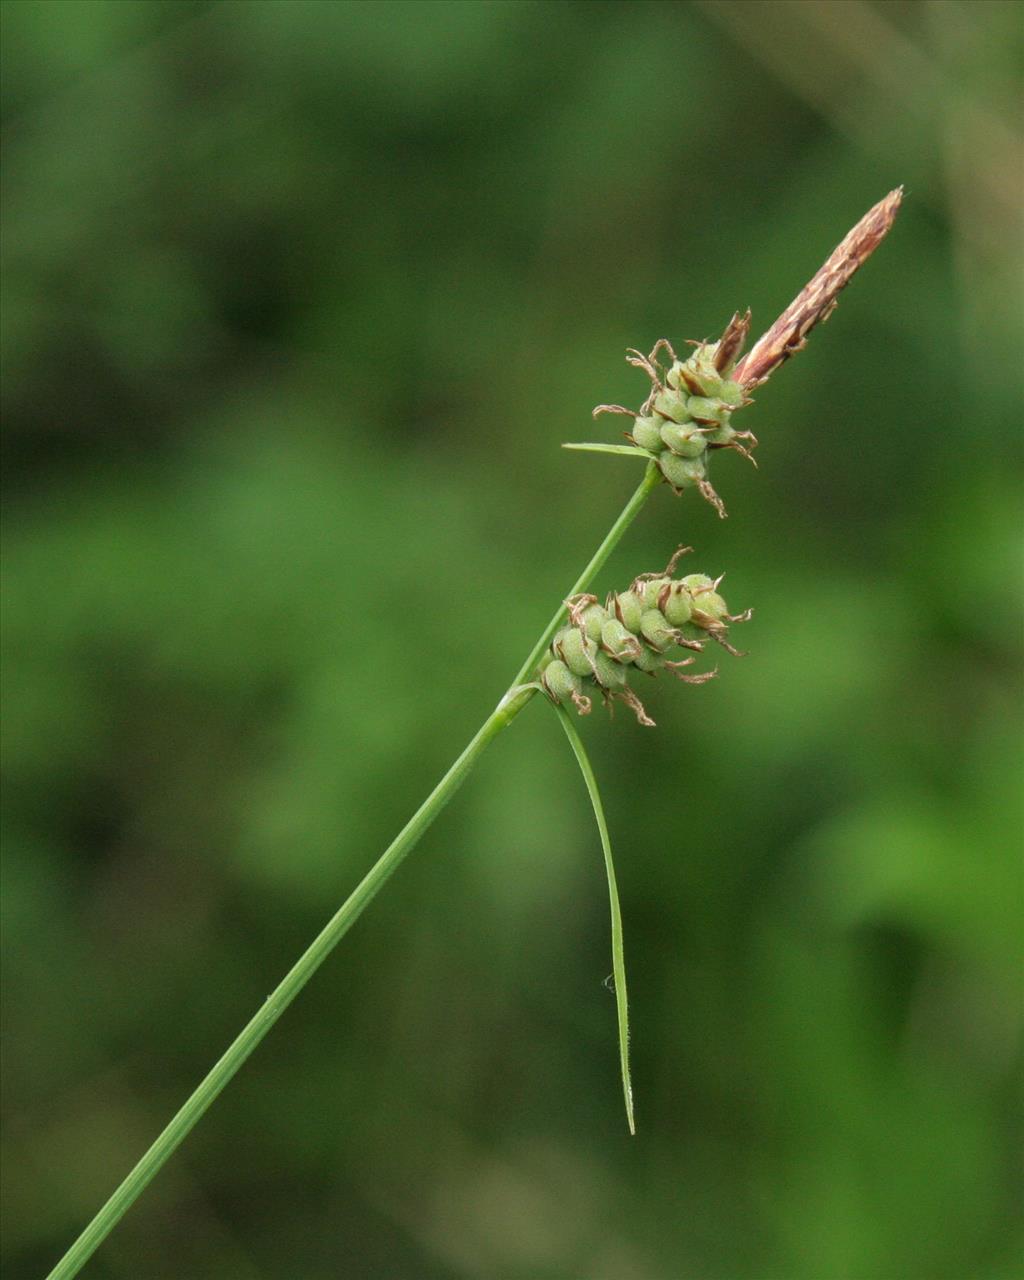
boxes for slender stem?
[47,467,662,1280]
[556,704,635,1134]
[47,687,530,1280]
[512,461,660,686]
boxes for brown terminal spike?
[734,188,903,389]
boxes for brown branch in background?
[734,187,903,389]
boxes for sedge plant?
[47,189,902,1279]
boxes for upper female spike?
[540,553,750,726]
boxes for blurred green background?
[2,2,1021,1277]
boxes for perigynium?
[47,189,902,1280]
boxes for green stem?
[512,461,660,685]
[49,463,661,1280]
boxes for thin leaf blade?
[562,442,656,459]
[554,704,635,1134]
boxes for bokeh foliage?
[2,2,1021,1277]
